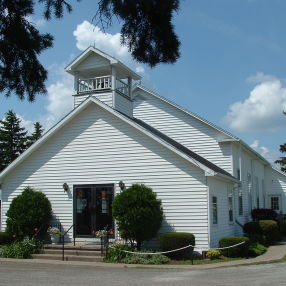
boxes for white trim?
[65,47,141,80]
[0,96,235,183]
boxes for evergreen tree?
[26,122,44,148]
[1,0,180,102]
[0,110,27,172]
[275,143,286,172]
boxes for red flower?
[34,228,38,231]
[12,234,16,238]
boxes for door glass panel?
[75,188,92,235]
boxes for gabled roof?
[0,96,237,183]
[65,46,141,80]
[133,84,271,166]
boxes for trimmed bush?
[112,184,163,250]
[251,208,277,221]
[248,242,267,257]
[121,252,170,265]
[0,232,14,245]
[6,186,52,239]
[206,249,221,260]
[158,232,195,260]
[279,219,286,236]
[0,238,42,259]
[218,237,250,257]
[243,220,281,246]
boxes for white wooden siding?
[114,92,133,117]
[74,92,113,108]
[208,178,236,247]
[133,93,233,173]
[2,103,210,248]
[265,167,286,212]
[76,54,109,71]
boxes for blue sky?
[1,0,286,164]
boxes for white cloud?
[247,72,277,84]
[17,114,34,134]
[224,74,286,132]
[26,16,46,28]
[73,20,145,74]
[42,69,74,130]
[250,140,280,164]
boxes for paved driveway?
[0,261,286,286]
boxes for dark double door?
[74,184,114,237]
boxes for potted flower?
[47,227,61,244]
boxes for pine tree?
[26,122,44,148]
[275,143,286,172]
[0,110,27,172]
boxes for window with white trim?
[228,193,233,222]
[271,196,280,211]
[238,190,243,216]
[212,196,218,224]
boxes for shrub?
[0,238,42,259]
[0,232,14,245]
[279,219,286,236]
[158,232,195,260]
[106,244,134,262]
[112,184,163,250]
[251,208,278,221]
[121,251,170,265]
[206,249,221,260]
[244,220,281,246]
[248,242,267,257]
[6,186,52,239]
[218,237,250,257]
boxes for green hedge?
[158,232,195,260]
[218,236,250,257]
[0,232,14,245]
[243,220,281,246]
[248,242,267,257]
[279,220,286,236]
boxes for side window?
[237,168,241,180]
[271,196,280,211]
[212,196,218,225]
[228,193,233,222]
[238,190,243,216]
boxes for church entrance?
[73,184,114,237]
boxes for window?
[212,196,218,224]
[228,193,233,222]
[271,196,280,211]
[237,168,241,180]
[238,190,243,216]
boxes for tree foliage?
[26,122,44,148]
[1,0,180,102]
[275,143,286,172]
[6,186,52,239]
[0,110,44,172]
[0,110,27,171]
[112,184,163,250]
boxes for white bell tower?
[65,47,141,117]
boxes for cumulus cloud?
[250,140,280,164]
[73,20,145,74]
[42,68,74,130]
[224,74,286,132]
[17,114,34,134]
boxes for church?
[0,47,285,249]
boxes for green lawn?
[168,256,245,265]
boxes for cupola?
[65,46,141,117]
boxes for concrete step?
[41,249,102,256]
[32,254,104,262]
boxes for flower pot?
[50,234,60,244]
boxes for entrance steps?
[32,244,104,262]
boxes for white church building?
[0,47,286,249]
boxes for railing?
[61,224,75,261]
[115,79,129,97]
[78,76,111,93]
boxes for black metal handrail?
[61,224,75,261]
